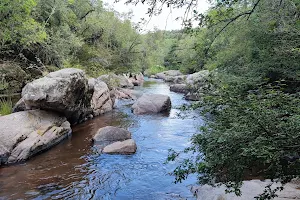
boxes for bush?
[145,65,166,76]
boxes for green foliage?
[0,0,46,47]
[0,98,12,116]
[165,0,300,199]
[145,65,166,75]
[1,0,145,79]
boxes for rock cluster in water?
[0,67,212,164]
[93,126,136,154]
[151,69,211,101]
[1,68,176,164]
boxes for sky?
[102,0,211,31]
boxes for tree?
[0,0,46,54]
[159,0,300,198]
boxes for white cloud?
[102,0,211,31]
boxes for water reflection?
[0,80,203,200]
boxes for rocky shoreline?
[0,68,176,165]
[151,69,211,101]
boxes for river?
[0,78,203,200]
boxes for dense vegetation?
[152,0,299,198]
[1,0,300,198]
[0,0,177,95]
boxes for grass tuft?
[0,98,12,116]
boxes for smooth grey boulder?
[170,84,188,94]
[102,139,137,154]
[132,94,171,115]
[192,180,300,200]
[93,126,131,144]
[186,70,210,86]
[0,110,71,165]
[21,68,92,124]
[155,70,182,80]
[184,70,210,101]
[89,78,113,117]
[98,74,134,89]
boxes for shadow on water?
[0,79,204,200]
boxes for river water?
[0,78,203,200]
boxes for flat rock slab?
[0,110,71,165]
[93,126,131,145]
[132,94,171,115]
[192,180,300,200]
[103,139,137,154]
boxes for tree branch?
[80,9,95,20]
[205,0,261,56]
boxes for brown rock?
[102,139,137,154]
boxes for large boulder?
[192,180,300,200]
[132,94,171,115]
[186,70,210,86]
[170,84,188,94]
[155,70,183,82]
[93,126,131,144]
[102,139,137,154]
[21,68,92,124]
[89,78,113,117]
[0,110,71,165]
[184,70,210,101]
[98,74,134,89]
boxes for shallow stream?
[0,78,203,200]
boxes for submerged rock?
[132,94,171,115]
[102,139,137,154]
[0,110,71,165]
[21,68,92,124]
[93,126,131,144]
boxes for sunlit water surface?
[0,78,203,200]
